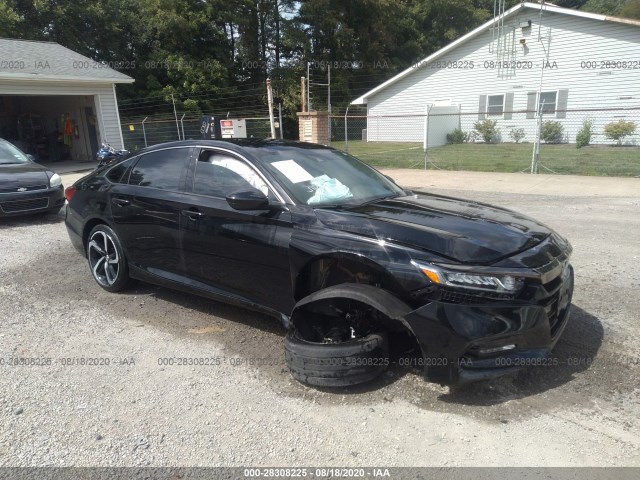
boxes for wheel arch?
[290,282,420,344]
[81,217,116,256]
[293,252,406,302]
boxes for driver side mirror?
[26,154,36,162]
[226,189,270,210]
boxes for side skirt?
[129,265,291,328]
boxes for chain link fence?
[118,102,640,176]
[120,113,274,153]
[329,106,640,176]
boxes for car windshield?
[252,146,405,207]
[0,141,30,165]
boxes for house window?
[539,91,557,114]
[487,94,504,116]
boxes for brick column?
[296,111,329,145]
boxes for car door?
[109,146,194,277]
[179,147,294,314]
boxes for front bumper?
[404,265,574,385]
[0,186,65,217]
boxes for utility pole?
[306,62,311,111]
[531,1,551,174]
[327,63,331,114]
[300,77,306,112]
[171,93,180,140]
[328,64,331,145]
[278,102,284,139]
[266,78,276,139]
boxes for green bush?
[473,119,499,143]
[541,120,564,144]
[446,128,466,144]
[509,128,525,143]
[575,118,594,149]
[604,120,636,145]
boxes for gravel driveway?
[1,171,639,468]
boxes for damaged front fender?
[291,283,414,325]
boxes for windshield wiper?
[356,193,403,207]
[313,193,404,210]
[313,203,346,210]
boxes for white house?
[0,39,134,161]
[351,2,640,146]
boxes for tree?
[619,0,640,18]
[581,0,626,14]
[0,2,21,37]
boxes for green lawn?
[331,141,640,177]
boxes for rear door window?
[105,157,136,184]
[128,148,191,191]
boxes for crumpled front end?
[403,237,574,385]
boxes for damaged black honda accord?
[65,140,573,387]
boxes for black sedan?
[0,139,65,217]
[65,140,574,387]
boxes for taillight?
[64,186,76,201]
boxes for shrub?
[575,118,594,149]
[604,120,636,145]
[446,128,466,144]
[465,130,480,143]
[473,119,500,143]
[509,128,526,143]
[541,120,564,144]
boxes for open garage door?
[0,94,100,162]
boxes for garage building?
[0,39,134,162]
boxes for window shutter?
[526,92,537,119]
[556,89,569,119]
[504,93,514,120]
[478,95,487,120]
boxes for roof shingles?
[0,38,134,83]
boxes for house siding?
[366,9,640,145]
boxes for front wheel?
[284,328,389,387]
[87,224,131,292]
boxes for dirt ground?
[0,170,639,468]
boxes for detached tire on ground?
[284,329,389,387]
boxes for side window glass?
[105,157,135,184]
[194,151,269,198]
[128,148,190,190]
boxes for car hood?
[0,163,50,191]
[314,192,552,264]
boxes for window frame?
[486,94,505,117]
[189,147,285,203]
[538,90,558,115]
[126,146,193,192]
[104,156,137,184]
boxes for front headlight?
[49,173,62,188]
[411,260,524,294]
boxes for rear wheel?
[284,300,390,387]
[87,224,131,292]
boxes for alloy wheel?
[88,230,120,287]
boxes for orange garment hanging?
[64,113,73,146]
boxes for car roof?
[131,139,335,158]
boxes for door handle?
[181,209,205,220]
[112,198,130,207]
